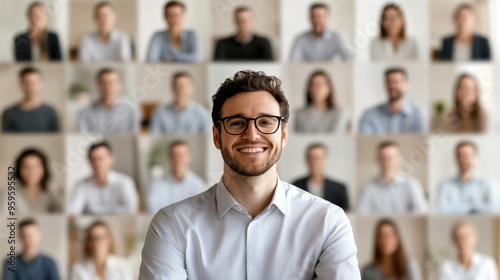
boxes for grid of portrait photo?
[1,0,500,279]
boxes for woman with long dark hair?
[13,148,62,214]
[362,219,421,280]
[436,74,486,132]
[370,3,418,61]
[294,70,350,133]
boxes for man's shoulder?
[157,185,216,216]
[2,104,21,116]
[284,181,343,212]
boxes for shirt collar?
[376,174,405,187]
[309,29,331,40]
[454,174,481,185]
[91,170,117,186]
[383,100,412,116]
[215,176,287,218]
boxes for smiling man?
[139,70,359,279]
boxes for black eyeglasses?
[217,115,285,135]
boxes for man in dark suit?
[292,143,349,211]
[439,3,491,61]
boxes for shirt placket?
[246,216,261,280]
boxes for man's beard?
[388,90,403,103]
[220,138,282,177]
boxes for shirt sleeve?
[139,210,188,279]
[358,111,375,134]
[79,35,91,62]
[289,36,303,61]
[116,177,138,214]
[146,32,162,62]
[336,31,352,61]
[47,257,61,280]
[148,107,162,133]
[356,185,371,214]
[172,31,200,62]
[2,110,10,132]
[262,38,273,60]
[409,179,427,213]
[314,208,360,279]
[120,34,132,62]
[49,107,60,132]
[69,183,87,214]
[213,39,225,60]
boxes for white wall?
[137,0,211,62]
[354,0,429,62]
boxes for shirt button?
[249,267,254,272]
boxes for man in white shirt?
[146,140,206,213]
[79,68,140,133]
[79,1,132,62]
[437,141,500,214]
[439,221,498,280]
[69,141,138,214]
[140,70,360,279]
[290,3,351,61]
[357,141,427,213]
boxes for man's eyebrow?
[222,112,278,118]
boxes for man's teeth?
[240,148,264,153]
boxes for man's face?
[20,73,43,100]
[98,72,121,103]
[456,145,477,173]
[89,146,113,175]
[310,7,328,34]
[169,144,191,175]
[306,147,327,177]
[173,76,194,103]
[95,5,116,32]
[20,225,41,252]
[385,72,407,102]
[213,91,288,177]
[453,224,477,256]
[165,6,184,30]
[378,146,401,175]
[235,10,254,36]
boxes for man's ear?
[212,125,221,150]
[281,122,288,148]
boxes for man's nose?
[242,120,261,139]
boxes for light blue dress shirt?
[146,30,200,62]
[149,101,210,133]
[79,30,132,62]
[78,98,141,134]
[436,175,500,214]
[146,170,206,213]
[290,30,352,61]
[357,175,428,214]
[359,101,427,134]
[140,177,360,280]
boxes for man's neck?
[458,252,473,269]
[172,170,186,181]
[388,98,404,114]
[222,166,277,218]
[313,28,325,37]
[94,171,109,186]
[174,100,188,110]
[20,97,41,110]
[101,97,117,109]
[98,29,111,42]
[381,172,397,184]
[22,249,38,263]
[308,173,324,184]
[460,169,474,182]
[235,32,253,44]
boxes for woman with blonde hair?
[71,221,132,280]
